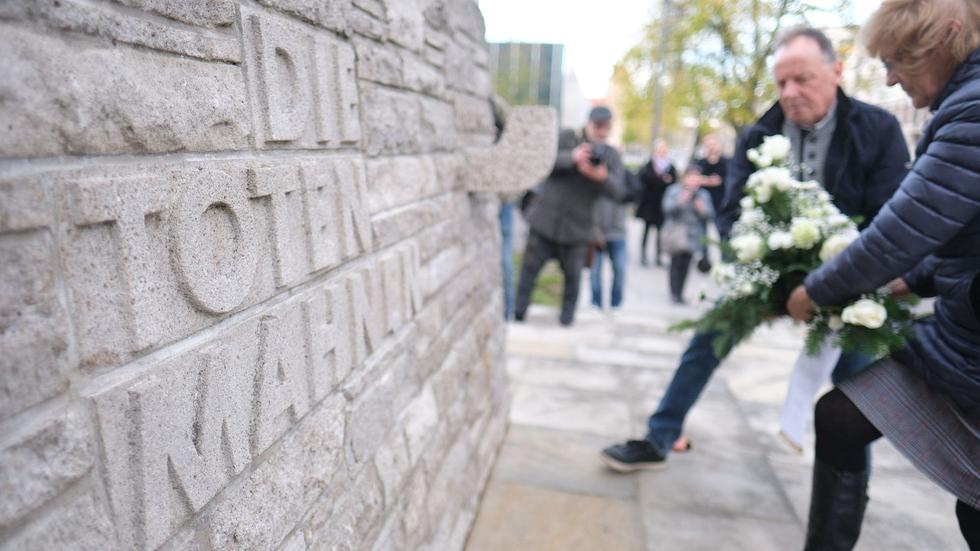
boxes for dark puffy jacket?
[526,129,627,244]
[718,89,910,237]
[805,48,980,415]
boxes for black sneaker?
[600,440,666,472]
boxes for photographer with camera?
[514,105,628,326]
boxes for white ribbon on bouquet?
[779,335,840,453]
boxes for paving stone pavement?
[465,220,965,551]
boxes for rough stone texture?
[0,0,241,62]
[0,1,556,549]
[465,107,559,193]
[0,406,94,530]
[0,24,250,158]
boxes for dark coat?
[805,48,980,415]
[525,129,627,244]
[636,159,677,226]
[718,89,910,238]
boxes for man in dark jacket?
[514,106,628,326]
[601,27,911,470]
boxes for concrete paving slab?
[489,426,638,500]
[466,481,645,551]
[509,384,632,439]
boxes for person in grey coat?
[514,106,627,326]
[787,1,980,547]
[662,166,714,304]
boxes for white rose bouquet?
[673,135,916,358]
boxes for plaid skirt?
[840,358,980,509]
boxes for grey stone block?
[0,0,241,62]
[208,394,346,550]
[464,106,558,193]
[384,0,425,51]
[364,155,439,214]
[359,84,423,155]
[0,405,94,530]
[0,481,117,551]
[241,6,361,149]
[419,97,456,151]
[0,227,73,421]
[111,0,236,27]
[0,24,250,157]
[453,91,494,134]
[402,53,447,98]
[353,37,404,87]
[305,466,384,550]
[256,0,349,33]
[348,5,387,40]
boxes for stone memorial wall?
[0,1,556,549]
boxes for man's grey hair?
[775,26,838,62]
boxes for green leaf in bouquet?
[669,296,776,358]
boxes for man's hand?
[572,143,607,183]
[887,277,911,297]
[572,143,592,166]
[578,161,608,183]
[787,285,817,321]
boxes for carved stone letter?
[172,169,258,314]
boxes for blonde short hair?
[865,0,980,72]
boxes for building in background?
[489,43,564,116]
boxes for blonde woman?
[786,0,980,548]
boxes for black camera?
[589,143,611,166]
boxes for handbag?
[661,220,690,255]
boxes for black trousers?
[641,222,662,263]
[669,252,692,300]
[815,389,980,550]
[514,230,588,325]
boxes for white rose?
[759,134,792,163]
[819,231,859,262]
[731,233,765,262]
[826,213,851,228]
[841,299,888,329]
[828,315,845,331]
[740,196,755,210]
[747,148,772,168]
[790,218,821,249]
[753,181,773,204]
[739,208,764,225]
[767,231,794,250]
[711,263,736,285]
[739,282,755,296]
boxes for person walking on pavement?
[636,141,676,267]
[600,26,909,471]
[691,133,730,271]
[662,166,714,304]
[514,105,628,326]
[786,1,980,547]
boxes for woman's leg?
[956,500,980,550]
[805,388,882,550]
[668,253,692,302]
[640,223,651,265]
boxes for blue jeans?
[590,238,627,308]
[500,201,515,320]
[645,330,875,454]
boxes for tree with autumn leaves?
[614,0,854,147]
